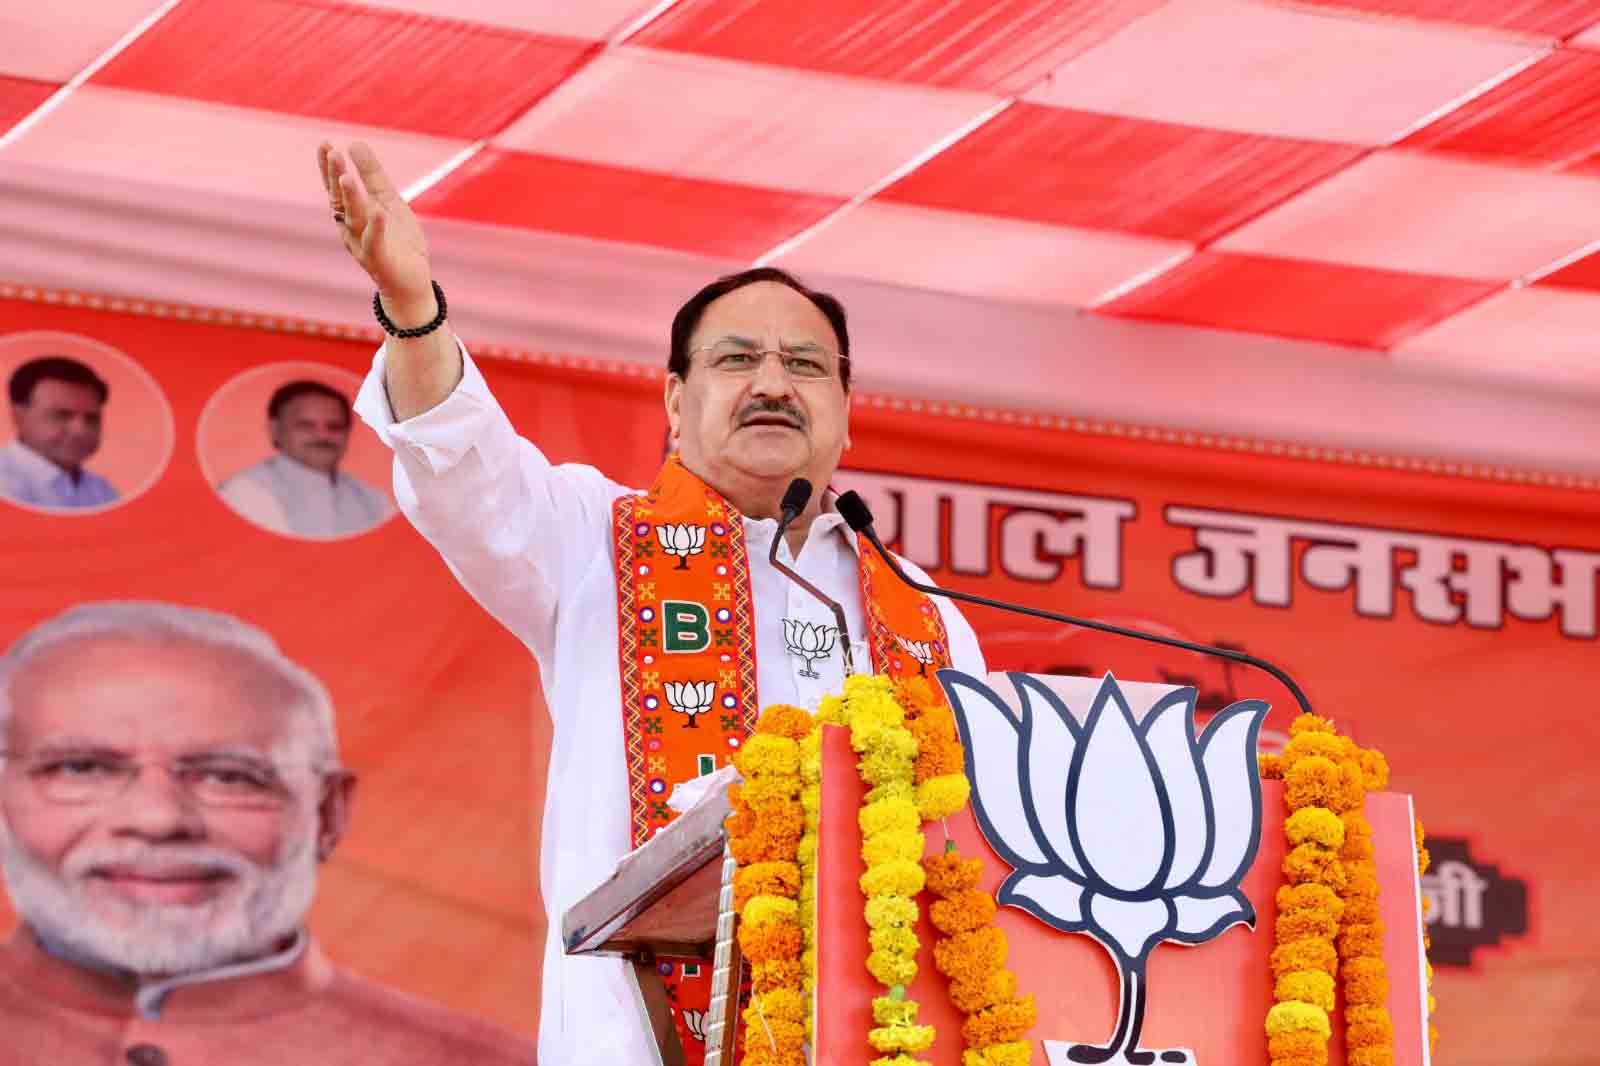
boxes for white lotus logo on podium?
[682,1007,706,1044]
[940,670,1268,1066]
[783,619,837,679]
[664,680,715,728]
[656,523,707,569]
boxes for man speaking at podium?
[319,141,986,1065]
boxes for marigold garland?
[726,705,811,1066]
[1262,714,1433,1066]
[1416,818,1437,1056]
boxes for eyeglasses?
[689,340,848,381]
[0,750,335,810]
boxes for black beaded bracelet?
[373,280,447,339]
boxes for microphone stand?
[835,492,1314,718]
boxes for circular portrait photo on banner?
[198,363,395,542]
[0,331,175,516]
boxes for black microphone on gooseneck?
[833,490,1315,717]
[771,478,855,676]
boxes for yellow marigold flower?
[1258,752,1284,780]
[1266,1002,1331,1038]
[916,774,970,820]
[752,958,805,989]
[758,704,816,742]
[924,852,984,896]
[738,734,801,777]
[863,830,926,866]
[798,782,822,814]
[872,995,920,1027]
[867,947,919,986]
[1284,757,1343,810]
[738,775,799,809]
[949,968,1018,1014]
[1276,882,1343,918]
[962,995,1037,1046]
[870,1056,928,1066]
[1282,843,1345,889]
[752,987,808,1024]
[739,918,802,963]
[845,673,896,699]
[796,834,817,870]
[740,1049,803,1066]
[870,925,919,957]
[1275,907,1338,943]
[868,1024,935,1053]
[1270,938,1338,978]
[1274,969,1336,1011]
[744,896,799,928]
[865,777,917,806]
[853,719,919,758]
[1414,818,1430,875]
[1285,807,1346,849]
[861,859,926,898]
[860,797,921,837]
[962,1041,1032,1066]
[1267,1030,1328,1063]
[933,926,1007,982]
[931,887,998,935]
[817,694,847,725]
[739,1015,806,1057]
[734,862,801,910]
[864,895,920,929]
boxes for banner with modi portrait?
[0,283,1591,1064]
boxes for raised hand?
[319,141,435,321]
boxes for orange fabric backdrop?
[1,292,1594,1062]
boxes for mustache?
[737,399,807,429]
[64,842,254,883]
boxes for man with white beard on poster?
[0,601,534,1066]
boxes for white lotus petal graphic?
[815,627,837,654]
[1196,702,1269,889]
[1172,891,1252,938]
[944,674,1051,868]
[1000,872,1087,926]
[783,618,798,644]
[690,527,706,549]
[1142,692,1208,891]
[1013,676,1084,879]
[1071,685,1167,892]
[1086,895,1171,964]
[664,681,683,704]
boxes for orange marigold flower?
[1284,757,1343,810]
[1337,922,1385,960]
[949,969,1018,1014]
[1347,1047,1395,1066]
[734,862,801,910]
[1341,957,1390,1005]
[1357,748,1390,791]
[933,926,1008,983]
[1343,868,1381,901]
[1275,908,1339,943]
[1342,897,1380,925]
[1414,819,1430,875]
[739,775,802,810]
[1270,938,1338,978]
[751,987,808,1024]
[1346,1006,1394,1048]
[1282,843,1346,890]
[1258,752,1284,780]
[758,704,817,742]
[1276,883,1343,918]
[740,1048,803,1066]
[739,918,803,963]
[1287,713,1338,737]
[739,1016,806,1057]
[1267,1030,1328,1064]
[1282,731,1349,767]
[931,888,998,936]
[923,853,984,896]
[961,996,1037,1047]
[752,958,806,989]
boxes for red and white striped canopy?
[6,1,1600,475]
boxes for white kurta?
[217,453,394,539]
[354,345,985,1066]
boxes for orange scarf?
[611,456,953,1062]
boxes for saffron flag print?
[939,670,1268,1066]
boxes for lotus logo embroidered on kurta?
[895,635,936,673]
[782,619,837,679]
[941,670,1268,1065]
[664,680,715,728]
[656,523,707,568]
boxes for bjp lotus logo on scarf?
[656,523,707,568]
[664,680,716,728]
[940,670,1268,1066]
[895,635,936,674]
[782,619,838,679]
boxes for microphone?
[834,491,1315,717]
[770,478,855,677]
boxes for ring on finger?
[333,210,347,225]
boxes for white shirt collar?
[2,438,71,481]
